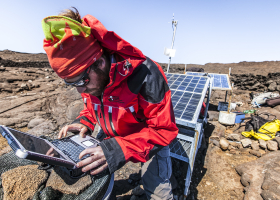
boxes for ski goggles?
[64,67,91,87]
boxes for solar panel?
[166,73,210,196]
[211,74,230,89]
[185,72,232,90]
[165,73,210,128]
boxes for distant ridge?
[1,50,279,75]
[0,50,48,62]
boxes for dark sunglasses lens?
[64,67,90,87]
[74,77,90,87]
[74,80,86,87]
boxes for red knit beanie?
[42,16,102,79]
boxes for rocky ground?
[0,50,280,200]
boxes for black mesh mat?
[0,152,111,200]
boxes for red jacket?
[73,15,178,174]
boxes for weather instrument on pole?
[164,14,178,73]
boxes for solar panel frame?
[169,134,192,162]
[185,72,232,90]
[166,75,211,197]
[166,73,211,128]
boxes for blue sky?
[0,0,279,64]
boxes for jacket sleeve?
[99,59,178,174]
[71,95,96,134]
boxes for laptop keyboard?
[51,138,90,163]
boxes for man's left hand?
[76,146,108,175]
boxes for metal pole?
[225,91,227,102]
[167,15,178,73]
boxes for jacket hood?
[82,14,147,86]
[82,15,146,62]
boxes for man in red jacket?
[42,8,178,199]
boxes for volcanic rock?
[226,133,241,141]
[228,144,234,151]
[27,120,56,137]
[274,137,280,148]
[208,111,219,121]
[202,146,244,198]
[268,82,277,91]
[259,139,267,149]
[211,139,220,147]
[20,83,28,89]
[229,141,242,149]
[261,190,280,200]
[1,165,48,200]
[240,172,251,187]
[45,166,92,195]
[47,88,84,128]
[236,151,280,200]
[209,121,226,138]
[209,135,220,141]
[267,140,278,151]
[261,169,280,195]
[28,117,45,129]
[219,138,229,150]
[241,138,252,148]
[260,169,280,199]
[249,150,262,157]
[66,100,84,120]
[251,141,260,151]
[257,107,280,120]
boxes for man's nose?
[76,86,86,93]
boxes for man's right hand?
[58,124,88,139]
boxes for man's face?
[65,57,110,97]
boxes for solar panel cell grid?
[167,74,206,121]
[165,73,210,126]
[184,72,231,90]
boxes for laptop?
[0,125,100,177]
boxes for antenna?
[165,14,178,73]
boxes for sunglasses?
[64,67,91,87]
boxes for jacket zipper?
[108,106,119,136]
[100,92,112,137]
[100,61,131,137]
[94,104,102,129]
[99,64,118,137]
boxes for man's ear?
[98,57,106,70]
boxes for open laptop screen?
[8,128,65,159]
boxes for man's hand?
[76,146,108,175]
[58,124,88,139]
